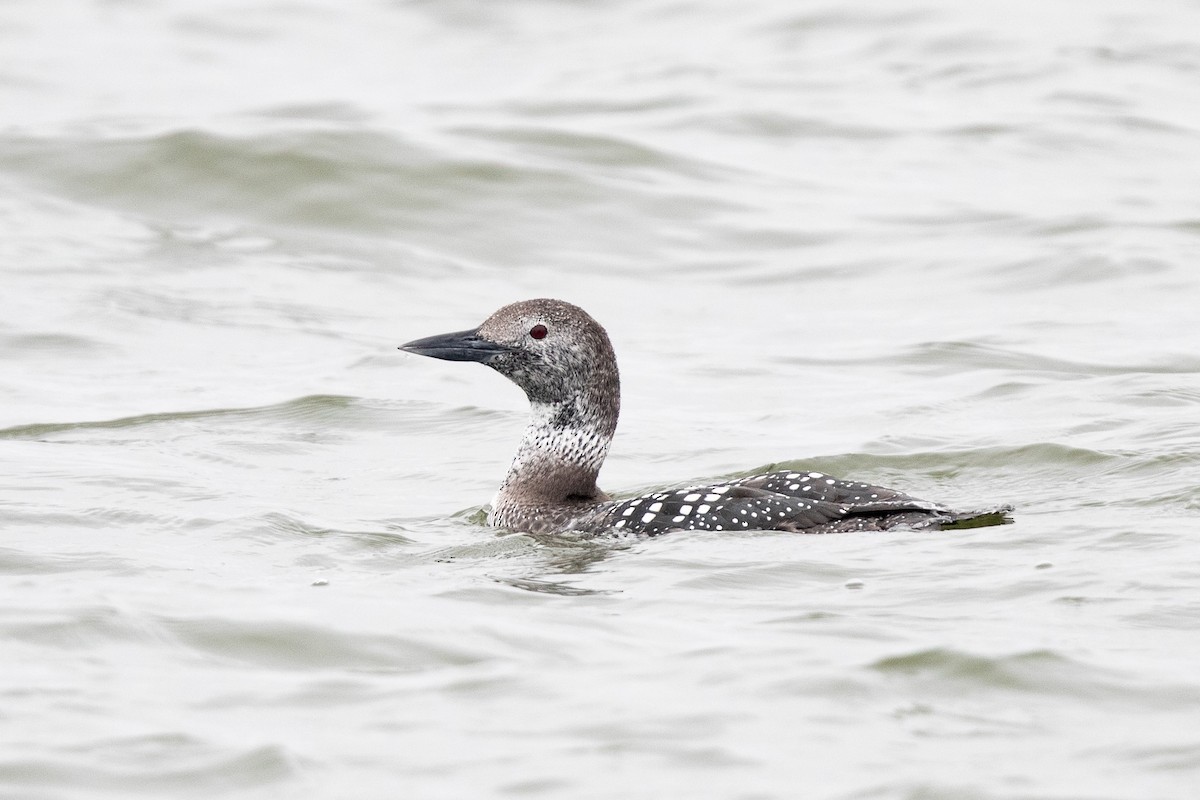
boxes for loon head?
[401,299,622,510]
[400,298,620,422]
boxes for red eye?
[529,324,548,340]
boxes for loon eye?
[529,324,548,340]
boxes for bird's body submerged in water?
[400,299,1011,536]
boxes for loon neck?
[496,399,615,507]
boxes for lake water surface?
[3,1,1200,798]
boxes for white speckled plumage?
[400,299,1012,536]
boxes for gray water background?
[3,1,1200,798]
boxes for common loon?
[400,298,1011,536]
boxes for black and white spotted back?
[576,470,954,536]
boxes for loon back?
[400,298,1012,536]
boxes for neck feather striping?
[497,401,613,503]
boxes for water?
[3,0,1200,797]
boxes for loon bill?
[399,298,1013,536]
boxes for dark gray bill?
[398,328,513,363]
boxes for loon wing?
[600,483,847,535]
[731,471,1013,530]
[595,470,977,535]
[731,470,947,511]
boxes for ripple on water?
[781,340,1200,377]
[0,394,364,441]
[0,743,299,796]
[0,332,114,359]
[869,647,1200,708]
[161,616,485,672]
[0,548,144,577]
[0,128,722,268]
[3,605,158,648]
